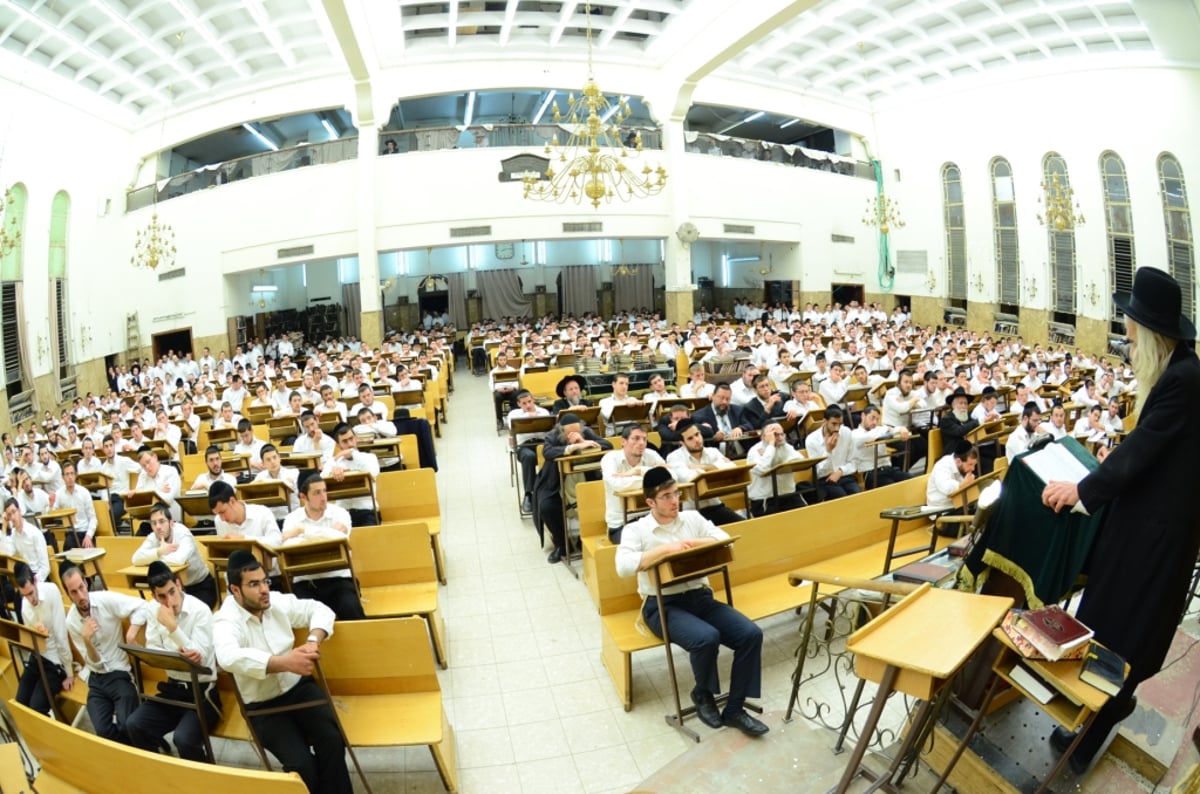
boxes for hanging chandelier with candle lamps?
[521,3,666,209]
[1037,172,1085,231]
[130,210,177,271]
[861,193,905,235]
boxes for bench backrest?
[520,367,577,401]
[96,535,145,569]
[576,480,608,539]
[348,523,435,587]
[293,617,440,696]
[8,700,307,794]
[376,468,439,521]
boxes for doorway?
[831,283,865,308]
[764,280,793,308]
[152,327,194,365]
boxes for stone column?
[356,125,383,347]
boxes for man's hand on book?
[1042,481,1079,513]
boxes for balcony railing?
[684,131,873,179]
[126,137,360,211]
[378,123,663,153]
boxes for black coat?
[1076,342,1200,684]
[692,403,753,440]
[938,411,978,453]
[550,397,593,414]
[741,394,788,430]
[530,428,612,543]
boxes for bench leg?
[601,631,634,711]
[431,535,447,585]
[426,610,448,670]
[430,712,459,792]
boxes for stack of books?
[1004,605,1093,661]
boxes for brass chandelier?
[521,3,666,209]
[131,210,177,270]
[1037,172,1085,231]
[862,193,905,235]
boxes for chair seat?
[360,583,439,617]
[336,692,444,746]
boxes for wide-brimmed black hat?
[555,374,587,398]
[1114,267,1196,341]
[945,387,970,408]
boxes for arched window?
[1,183,29,404]
[1158,153,1195,324]
[1043,152,1077,326]
[942,163,967,307]
[49,191,74,395]
[1099,152,1135,334]
[990,157,1020,313]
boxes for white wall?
[874,66,1200,323]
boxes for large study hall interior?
[0,0,1198,792]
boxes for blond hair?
[1127,318,1177,418]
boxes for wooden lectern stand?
[646,535,749,742]
[120,643,219,763]
[0,617,66,721]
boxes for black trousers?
[493,390,516,421]
[292,577,365,621]
[539,494,566,551]
[348,508,378,527]
[247,677,352,794]
[642,588,763,715]
[126,680,221,763]
[819,476,863,500]
[864,466,913,489]
[517,446,538,497]
[698,503,745,526]
[16,656,66,715]
[87,670,140,745]
[749,492,805,517]
[185,575,218,610]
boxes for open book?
[1022,442,1091,485]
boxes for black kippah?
[643,466,674,491]
[146,560,172,580]
[227,549,257,569]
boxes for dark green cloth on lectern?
[963,437,1105,607]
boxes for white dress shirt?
[319,450,380,512]
[131,522,210,586]
[142,593,217,683]
[745,438,802,500]
[281,504,355,582]
[134,465,183,522]
[600,449,666,529]
[213,592,336,704]
[254,468,301,520]
[3,519,50,582]
[23,581,72,668]
[926,454,966,508]
[67,590,147,674]
[665,446,734,510]
[805,426,856,480]
[54,484,98,539]
[615,510,729,597]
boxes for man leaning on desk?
[615,466,768,737]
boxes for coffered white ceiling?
[0,0,1194,126]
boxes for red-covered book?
[1014,605,1093,661]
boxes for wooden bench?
[7,699,307,794]
[376,468,446,584]
[589,475,948,710]
[210,618,458,792]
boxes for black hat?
[1113,267,1196,341]
[555,374,587,398]
[643,466,674,491]
[559,412,582,427]
[945,387,970,408]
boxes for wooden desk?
[207,426,238,448]
[53,548,108,590]
[691,460,752,505]
[77,471,113,495]
[357,436,403,464]
[236,480,294,510]
[834,585,1013,794]
[124,490,163,522]
[116,561,189,597]
[323,471,376,514]
[933,627,1116,794]
[647,536,741,741]
[878,504,955,574]
[554,447,609,577]
[268,416,300,441]
[37,507,78,550]
[279,450,324,469]
[177,492,215,523]
[615,481,695,524]
[757,455,824,505]
[220,453,250,475]
[275,537,352,591]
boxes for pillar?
[356,125,382,347]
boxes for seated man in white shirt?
[293,412,336,461]
[850,405,914,489]
[128,445,183,526]
[2,498,51,614]
[926,441,978,510]
[614,468,768,737]
[320,424,381,527]
[280,474,366,620]
[250,445,301,523]
[745,422,806,516]
[30,445,64,494]
[507,389,551,514]
[234,420,267,473]
[14,469,51,522]
[729,366,759,408]
[13,561,74,714]
[213,550,351,793]
[312,385,348,423]
[1102,398,1125,434]
[805,405,862,500]
[1039,402,1069,440]
[53,459,98,550]
[132,503,218,608]
[679,363,715,400]
[818,362,850,408]
[599,373,649,436]
[1005,403,1043,463]
[665,420,743,526]
[1073,404,1109,444]
[600,425,666,543]
[211,401,244,431]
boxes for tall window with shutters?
[1,182,29,403]
[1157,153,1195,326]
[942,163,967,308]
[990,157,1020,314]
[1043,152,1077,325]
[1099,152,1135,335]
[48,191,74,397]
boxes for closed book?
[1014,605,1093,661]
[892,561,956,586]
[946,535,972,558]
[1009,663,1056,705]
[1079,642,1127,696]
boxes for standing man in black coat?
[1044,267,1200,773]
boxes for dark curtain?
[478,269,532,319]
